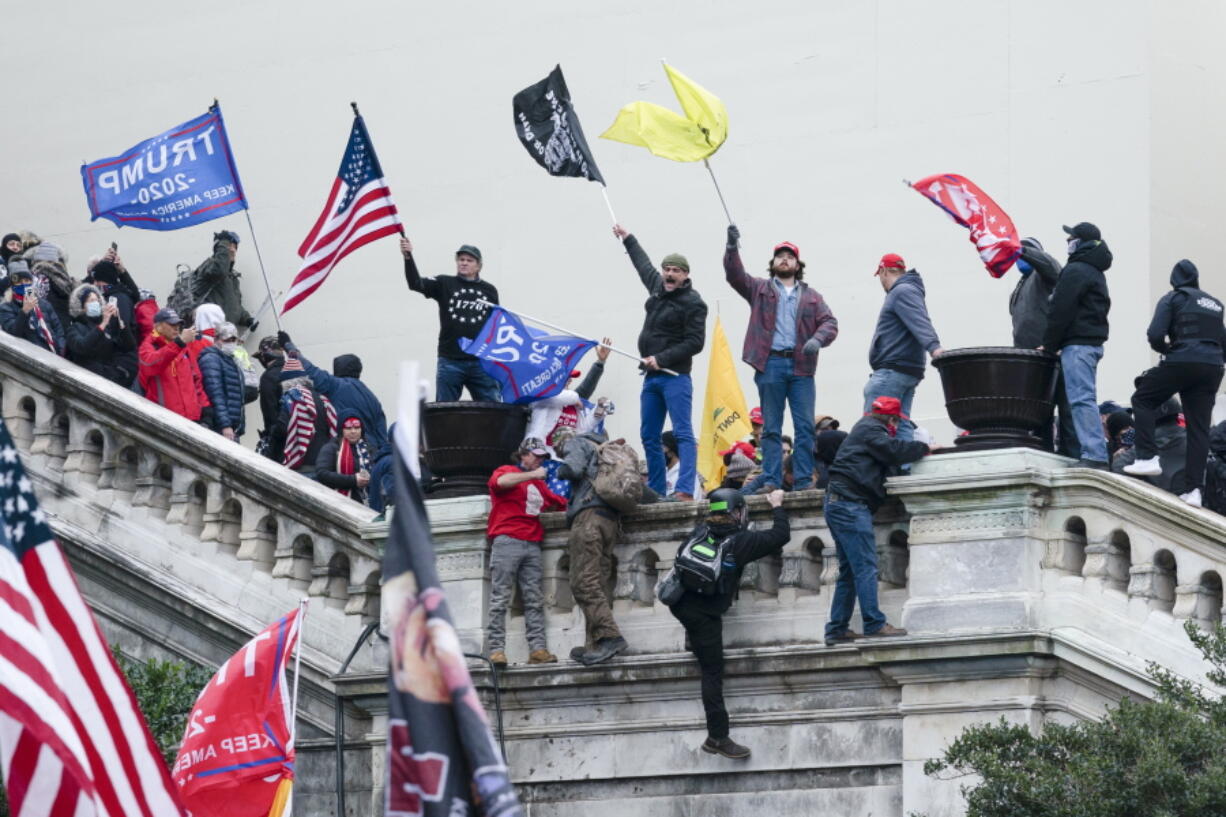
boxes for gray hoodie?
[868,270,941,379]
[1009,238,1061,348]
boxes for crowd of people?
[3,216,1224,760]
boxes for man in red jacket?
[138,308,208,423]
[486,437,567,667]
[724,226,839,493]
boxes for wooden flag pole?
[704,158,735,225]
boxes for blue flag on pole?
[459,307,595,404]
[80,103,247,230]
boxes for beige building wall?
[3,0,1222,446]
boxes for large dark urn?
[421,402,529,497]
[931,347,1059,451]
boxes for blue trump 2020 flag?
[460,307,595,404]
[80,103,247,230]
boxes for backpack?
[673,526,737,597]
[592,438,642,513]
[166,262,211,317]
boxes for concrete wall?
[4,0,1221,447]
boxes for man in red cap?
[864,253,944,445]
[723,225,839,494]
[823,396,931,645]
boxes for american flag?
[0,420,184,816]
[283,114,401,314]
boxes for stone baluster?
[1,386,37,449]
[345,558,382,621]
[1172,581,1222,629]
[164,467,202,527]
[309,544,350,609]
[626,549,660,605]
[61,414,103,490]
[273,526,315,590]
[28,399,63,461]
[236,502,276,569]
[540,545,574,612]
[199,482,230,543]
[1127,553,1176,613]
[1081,536,1130,593]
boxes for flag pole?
[243,211,283,333]
[289,597,308,745]
[475,298,678,376]
[598,185,618,226]
[703,158,734,225]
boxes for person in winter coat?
[612,223,708,499]
[270,356,337,476]
[86,249,141,330]
[1009,237,1061,349]
[1041,222,1113,468]
[65,283,136,387]
[723,226,839,493]
[186,303,225,364]
[197,322,247,442]
[864,254,945,443]
[255,335,286,447]
[25,242,76,333]
[1203,421,1226,515]
[667,487,790,760]
[0,233,24,297]
[1115,398,1187,495]
[195,231,252,329]
[0,261,65,356]
[138,308,208,423]
[316,411,373,505]
[276,331,389,452]
[814,427,849,490]
[399,235,501,402]
[1122,260,1225,507]
[824,396,931,646]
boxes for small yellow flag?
[601,63,728,163]
[698,317,753,491]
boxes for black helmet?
[706,488,748,528]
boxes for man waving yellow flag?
[698,317,753,491]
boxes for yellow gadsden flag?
[698,317,753,491]
[601,63,728,162]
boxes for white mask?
[85,301,103,318]
[1067,238,1080,254]
[218,341,238,355]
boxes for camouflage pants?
[569,508,621,646]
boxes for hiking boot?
[528,649,557,664]
[1076,459,1109,471]
[824,630,862,646]
[1180,488,1203,508]
[578,636,628,665]
[863,624,908,639]
[489,651,508,667]
[569,645,588,661]
[701,736,751,759]
[753,483,780,495]
[1123,456,1162,476]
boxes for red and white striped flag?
[283,113,401,314]
[0,425,185,816]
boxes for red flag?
[172,606,304,817]
[909,173,1020,278]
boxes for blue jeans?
[436,358,502,402]
[1060,345,1106,463]
[753,356,816,489]
[641,372,695,496]
[862,368,920,443]
[824,494,886,637]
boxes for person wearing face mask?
[0,233,23,293]
[138,307,207,423]
[197,322,247,442]
[1040,222,1113,469]
[399,236,501,402]
[65,283,136,386]
[254,335,287,441]
[611,222,708,500]
[86,248,141,330]
[315,411,373,505]
[723,225,839,494]
[1009,237,1061,349]
[187,303,226,364]
[0,260,65,356]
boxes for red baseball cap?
[749,406,763,424]
[718,441,757,459]
[876,253,906,274]
[870,395,909,419]
[773,241,800,259]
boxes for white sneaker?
[1180,488,1202,507]
[1123,456,1162,476]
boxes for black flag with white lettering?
[513,65,606,185]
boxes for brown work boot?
[489,651,508,667]
[528,649,557,664]
[863,624,908,638]
[702,736,751,759]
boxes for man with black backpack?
[176,231,252,330]
[663,487,789,759]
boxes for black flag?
[383,408,523,816]
[513,65,606,185]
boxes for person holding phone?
[0,259,64,356]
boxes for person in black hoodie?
[65,283,137,387]
[1123,260,1225,506]
[276,331,389,452]
[1041,222,1113,468]
[399,236,501,402]
[612,223,708,500]
[254,335,286,455]
[668,487,789,759]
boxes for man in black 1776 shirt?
[400,235,501,402]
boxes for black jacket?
[827,415,930,511]
[66,315,136,387]
[676,506,790,615]
[1010,240,1061,348]
[404,256,499,360]
[1042,239,1112,350]
[258,356,285,436]
[623,236,707,374]
[0,297,65,355]
[1146,260,1226,365]
[315,431,372,504]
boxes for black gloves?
[727,224,740,249]
[277,330,292,348]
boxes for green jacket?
[197,241,252,327]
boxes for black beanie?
[90,260,120,285]
[0,234,19,262]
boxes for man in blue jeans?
[400,235,502,402]
[1039,223,1112,468]
[723,225,839,493]
[613,224,707,499]
[824,396,931,645]
[864,254,944,442]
